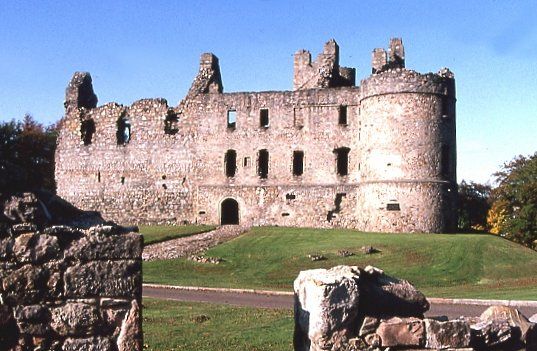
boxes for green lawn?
[143,298,293,351]
[140,224,215,245]
[143,227,537,300]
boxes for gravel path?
[142,225,250,261]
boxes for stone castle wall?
[0,218,143,350]
[55,38,457,233]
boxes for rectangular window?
[441,145,450,178]
[225,150,237,177]
[441,96,450,117]
[227,110,236,129]
[243,157,251,168]
[334,147,350,176]
[293,150,304,176]
[387,203,400,211]
[338,105,348,125]
[260,108,269,128]
[258,149,269,179]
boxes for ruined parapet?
[371,48,387,74]
[64,72,98,113]
[294,265,537,350]
[186,53,223,99]
[293,39,355,90]
[371,38,405,74]
[0,192,143,350]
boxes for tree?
[457,180,491,231]
[0,115,58,194]
[489,153,537,248]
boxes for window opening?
[441,96,450,118]
[227,110,236,129]
[258,149,269,179]
[286,193,296,200]
[281,212,290,217]
[441,145,450,178]
[224,150,237,177]
[116,116,131,145]
[387,203,400,211]
[164,110,179,135]
[80,119,95,145]
[293,150,304,176]
[334,147,350,176]
[243,157,251,168]
[260,108,269,128]
[97,171,101,183]
[120,176,125,184]
[338,105,348,125]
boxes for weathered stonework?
[55,38,457,233]
[0,194,143,351]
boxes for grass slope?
[140,224,215,245]
[143,227,537,299]
[143,298,292,351]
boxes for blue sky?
[1,0,536,184]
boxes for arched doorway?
[220,198,239,225]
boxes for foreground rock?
[0,192,143,350]
[293,265,537,350]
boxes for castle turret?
[357,39,457,233]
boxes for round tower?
[357,64,457,233]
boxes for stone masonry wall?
[0,221,143,350]
[55,38,457,233]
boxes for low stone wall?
[0,219,143,350]
[294,265,537,350]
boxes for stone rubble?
[294,265,537,351]
[142,224,250,261]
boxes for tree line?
[0,115,535,249]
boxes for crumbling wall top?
[64,72,98,112]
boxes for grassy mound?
[143,227,537,299]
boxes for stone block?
[116,299,142,351]
[99,298,131,338]
[479,305,532,343]
[2,264,49,304]
[64,260,141,298]
[376,317,425,348]
[51,301,99,336]
[471,319,520,349]
[358,266,429,318]
[424,318,471,349]
[13,305,50,335]
[62,336,113,351]
[293,265,360,351]
[13,233,60,263]
[358,316,379,336]
[65,232,142,261]
[0,237,14,260]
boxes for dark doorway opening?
[221,198,239,225]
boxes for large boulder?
[358,265,429,318]
[294,265,361,351]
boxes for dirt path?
[142,225,250,261]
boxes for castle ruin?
[55,38,457,233]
